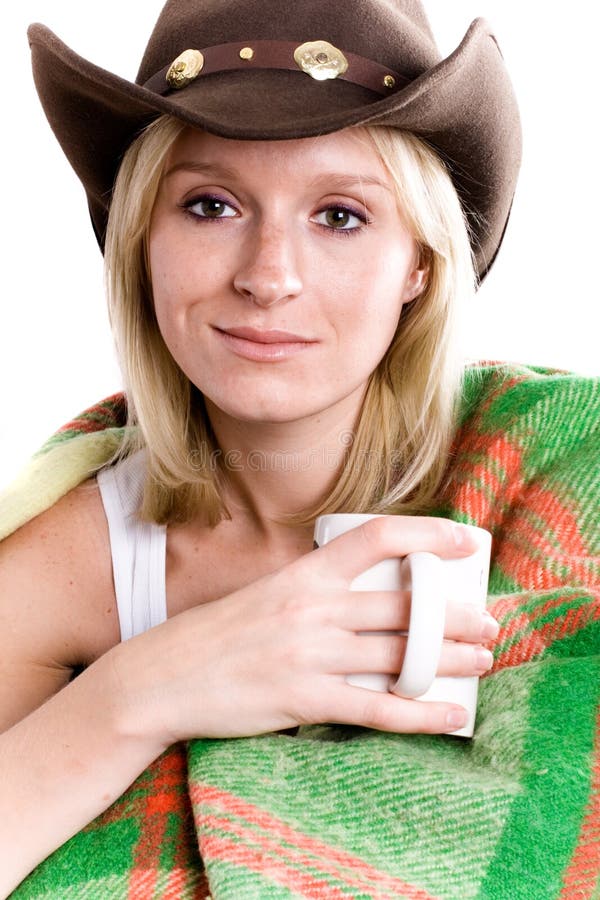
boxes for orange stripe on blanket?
[162,867,187,899]
[488,595,600,673]
[488,590,600,629]
[527,486,590,558]
[55,394,126,434]
[54,419,107,435]
[202,833,359,899]
[451,461,502,526]
[161,865,209,900]
[447,434,524,529]
[95,744,188,828]
[127,868,160,900]
[488,594,590,653]
[450,373,529,441]
[81,751,200,900]
[488,628,547,674]
[487,592,539,621]
[202,812,412,899]
[558,704,600,899]
[192,784,438,899]
[494,486,594,591]
[79,745,197,899]
[129,748,194,896]
[128,793,172,897]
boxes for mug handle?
[389,551,445,698]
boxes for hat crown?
[28,1,521,279]
[136,0,441,85]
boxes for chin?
[207,385,328,421]
[218,403,318,425]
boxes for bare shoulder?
[0,476,120,731]
[0,476,120,672]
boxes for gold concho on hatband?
[166,49,205,89]
[293,40,349,82]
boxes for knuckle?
[419,710,448,734]
[432,517,454,545]
[357,693,449,735]
[383,635,405,671]
[360,515,388,546]
[278,592,313,628]
[441,642,463,674]
[462,603,482,640]
[284,638,312,670]
[360,693,389,730]
[353,515,463,560]
[286,681,311,719]
[287,679,330,726]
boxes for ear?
[402,246,430,303]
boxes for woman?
[2,1,598,898]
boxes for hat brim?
[28,17,521,281]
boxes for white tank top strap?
[96,449,167,642]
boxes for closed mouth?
[215,326,316,344]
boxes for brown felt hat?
[28,0,521,282]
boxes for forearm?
[0,647,169,898]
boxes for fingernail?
[452,524,472,550]
[446,708,468,730]
[481,613,500,640]
[475,647,494,673]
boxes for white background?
[2,1,598,491]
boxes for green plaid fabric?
[6,363,600,899]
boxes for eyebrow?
[164,161,393,194]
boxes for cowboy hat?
[27,0,521,281]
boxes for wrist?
[97,639,174,756]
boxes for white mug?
[313,514,492,738]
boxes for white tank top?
[96,450,167,642]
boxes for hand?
[110,516,497,747]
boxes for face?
[148,126,428,429]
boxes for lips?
[213,324,318,362]
[216,326,316,344]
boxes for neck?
[205,392,365,540]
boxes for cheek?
[336,246,409,336]
[147,236,189,356]
[148,233,201,337]
[149,224,235,310]
[148,229,181,307]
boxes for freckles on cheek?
[150,253,188,317]
[148,239,169,298]
[151,267,171,306]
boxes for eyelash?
[180,193,371,237]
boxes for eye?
[180,194,370,235]
[313,204,369,235]
[183,194,237,219]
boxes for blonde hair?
[104,115,477,527]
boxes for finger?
[330,590,499,643]
[313,515,479,583]
[322,681,469,735]
[328,588,413,630]
[327,633,494,678]
[445,604,500,643]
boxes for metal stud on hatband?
[293,40,348,82]
[239,46,255,60]
[166,49,205,89]
[383,74,396,89]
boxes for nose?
[233,222,303,308]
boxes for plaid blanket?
[3,362,599,899]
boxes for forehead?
[164,125,391,184]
